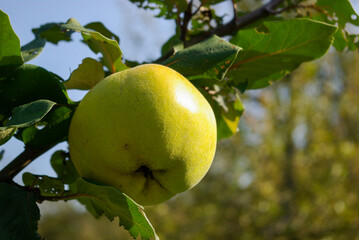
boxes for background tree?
[1,0,359,239]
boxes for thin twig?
[231,0,238,21]
[0,146,51,183]
[154,0,288,62]
[187,0,285,46]
[172,0,182,30]
[180,0,194,42]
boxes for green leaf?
[229,19,337,89]
[4,100,56,129]
[22,173,65,197]
[0,183,41,240]
[61,18,128,73]
[0,64,71,119]
[18,106,75,148]
[0,10,23,66]
[217,95,244,139]
[130,0,187,19]
[0,127,17,146]
[347,33,358,51]
[32,22,72,44]
[332,27,348,51]
[84,22,120,43]
[202,87,244,139]
[310,0,359,52]
[316,0,359,27]
[73,178,159,240]
[21,38,46,62]
[64,58,105,90]
[162,35,241,82]
[50,150,79,184]
[161,34,182,55]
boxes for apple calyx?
[136,165,154,179]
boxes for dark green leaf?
[73,178,159,240]
[0,64,71,118]
[21,38,46,62]
[50,150,79,184]
[61,18,128,73]
[0,10,23,66]
[0,183,41,240]
[22,173,65,197]
[4,100,56,129]
[162,35,241,82]
[32,22,72,44]
[229,19,337,89]
[18,106,75,148]
[64,57,105,90]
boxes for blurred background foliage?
[38,48,359,239]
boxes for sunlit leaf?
[0,10,23,66]
[72,178,159,240]
[216,95,244,139]
[61,18,128,73]
[0,127,17,146]
[229,19,337,90]
[64,58,105,90]
[200,87,244,139]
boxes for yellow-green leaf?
[64,58,105,90]
[0,127,17,145]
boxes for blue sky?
[2,0,175,76]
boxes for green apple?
[68,64,217,206]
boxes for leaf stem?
[0,146,51,183]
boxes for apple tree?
[0,0,358,239]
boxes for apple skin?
[68,64,217,206]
